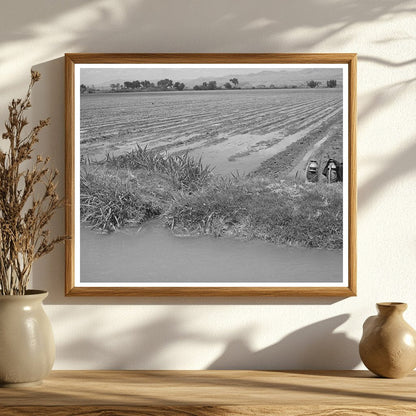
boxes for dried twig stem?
[0,71,65,295]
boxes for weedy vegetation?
[82,145,343,249]
[80,164,171,231]
[164,176,342,249]
[105,145,213,190]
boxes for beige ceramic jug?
[359,302,416,378]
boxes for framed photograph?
[65,53,356,296]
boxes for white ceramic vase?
[0,290,55,387]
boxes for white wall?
[1,0,415,370]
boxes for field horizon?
[81,67,343,90]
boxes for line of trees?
[80,84,97,94]
[108,79,185,91]
[81,77,339,94]
[193,80,217,90]
[194,78,240,90]
[224,78,239,89]
[307,79,337,88]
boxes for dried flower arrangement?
[0,71,65,295]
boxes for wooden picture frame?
[65,53,356,296]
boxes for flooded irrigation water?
[80,221,342,284]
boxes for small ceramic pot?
[359,302,416,378]
[0,290,55,387]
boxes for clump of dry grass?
[80,165,167,231]
[80,146,214,232]
[164,176,343,249]
[105,144,213,190]
[0,71,65,295]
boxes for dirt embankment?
[252,111,343,180]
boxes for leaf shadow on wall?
[1,0,413,373]
[54,312,216,369]
[359,138,416,210]
[60,0,413,53]
[208,314,360,370]
[1,0,412,51]
[0,0,414,95]
[356,78,416,211]
[356,55,416,210]
[28,1,416,304]
[53,308,359,370]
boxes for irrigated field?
[80,89,342,176]
[80,88,344,250]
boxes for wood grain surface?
[1,370,415,415]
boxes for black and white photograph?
[65,54,356,295]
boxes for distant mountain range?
[181,69,343,89]
[84,68,343,89]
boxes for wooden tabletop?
[1,370,415,415]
